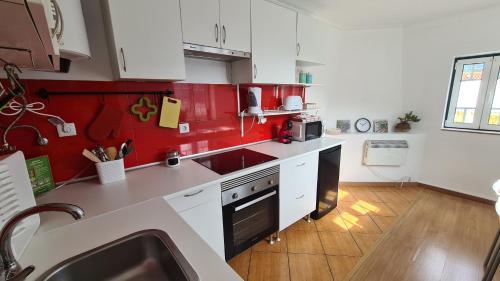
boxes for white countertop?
[23,137,344,280]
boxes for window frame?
[442,52,500,134]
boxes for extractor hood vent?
[183,43,250,62]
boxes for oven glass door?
[305,121,323,140]
[223,186,279,260]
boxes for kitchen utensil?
[87,104,125,141]
[95,145,110,162]
[284,96,303,111]
[82,149,102,163]
[247,87,263,115]
[166,150,180,167]
[105,147,118,161]
[130,97,158,122]
[117,140,134,160]
[159,97,181,128]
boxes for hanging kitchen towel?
[159,97,181,128]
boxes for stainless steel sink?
[37,230,198,281]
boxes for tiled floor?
[228,185,422,281]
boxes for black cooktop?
[193,148,278,175]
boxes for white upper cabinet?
[296,13,328,65]
[180,0,250,52]
[179,0,221,48]
[233,0,296,84]
[102,0,186,80]
[219,0,251,52]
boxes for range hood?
[183,43,251,62]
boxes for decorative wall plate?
[131,97,158,122]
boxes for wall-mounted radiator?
[363,140,409,166]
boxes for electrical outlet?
[179,123,190,134]
[56,123,77,137]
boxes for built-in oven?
[221,166,280,261]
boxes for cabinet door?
[251,0,296,84]
[297,13,328,65]
[179,198,225,259]
[279,152,319,231]
[179,0,221,48]
[219,0,250,52]
[104,0,185,80]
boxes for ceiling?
[278,0,500,29]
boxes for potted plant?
[395,111,421,132]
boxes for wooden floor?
[228,185,500,281]
[228,185,422,281]
[349,188,499,281]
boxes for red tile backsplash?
[0,80,303,183]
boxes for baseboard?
[418,183,495,205]
[340,181,420,188]
[340,181,495,205]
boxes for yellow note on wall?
[159,97,181,128]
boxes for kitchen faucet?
[0,203,85,281]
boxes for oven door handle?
[234,190,277,212]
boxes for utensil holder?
[95,158,125,185]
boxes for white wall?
[315,28,427,184]
[402,6,500,200]
[330,28,404,126]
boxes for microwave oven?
[291,120,323,142]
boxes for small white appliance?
[248,87,263,115]
[284,96,303,111]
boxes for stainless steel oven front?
[221,166,280,261]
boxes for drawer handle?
[296,194,305,200]
[297,162,306,167]
[184,189,204,197]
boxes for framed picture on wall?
[373,120,389,133]
[336,120,351,133]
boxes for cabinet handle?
[297,43,301,56]
[184,189,204,197]
[253,64,257,79]
[222,25,227,44]
[215,23,219,43]
[296,194,305,200]
[120,48,127,72]
[297,162,306,167]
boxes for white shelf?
[234,83,322,87]
[241,109,313,117]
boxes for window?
[444,53,500,132]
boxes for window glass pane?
[487,70,500,125]
[454,63,484,124]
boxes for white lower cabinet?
[166,184,225,259]
[279,152,319,231]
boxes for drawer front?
[279,152,319,230]
[167,183,221,213]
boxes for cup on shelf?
[95,158,126,185]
